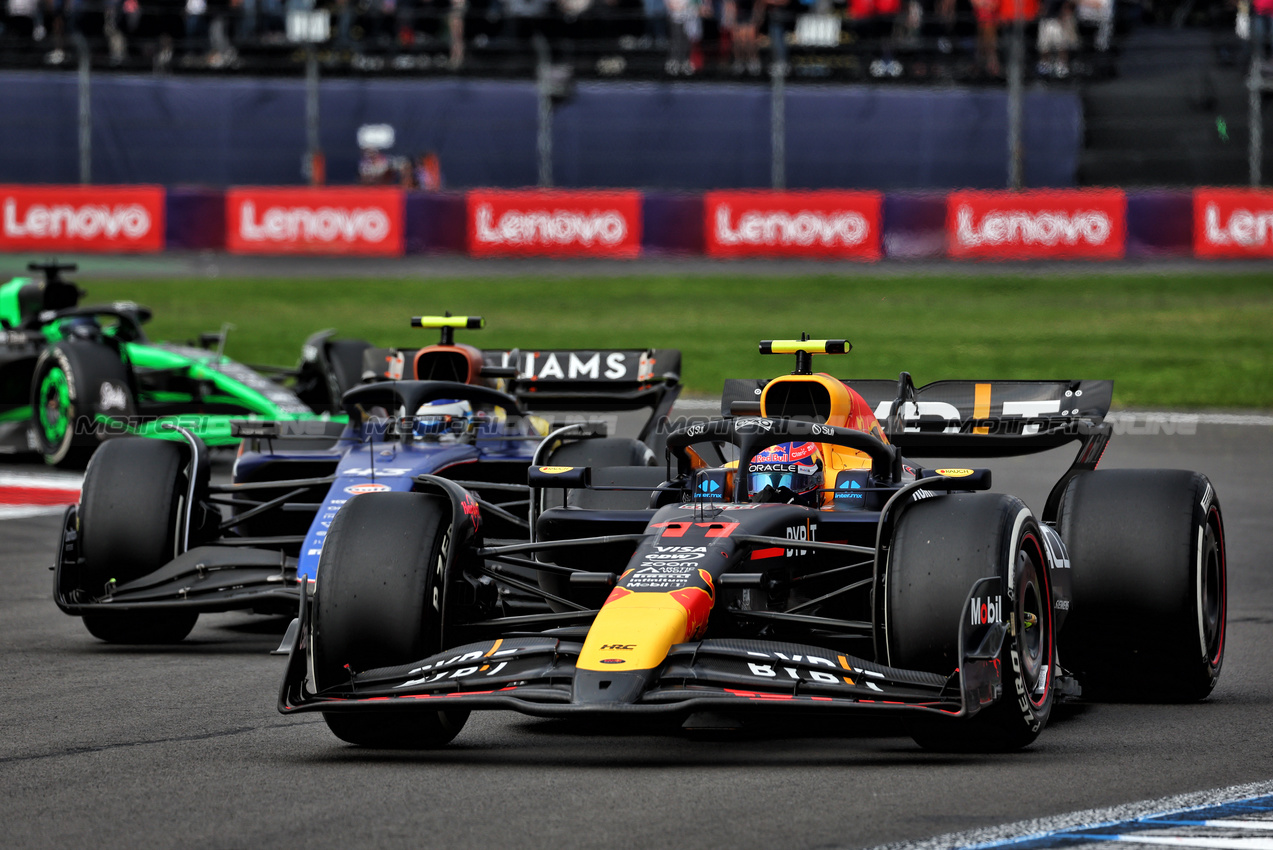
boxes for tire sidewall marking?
[1195,483,1225,675]
[42,348,78,460]
[1007,510,1052,734]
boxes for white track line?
[870,781,1273,850]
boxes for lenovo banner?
[1193,188,1273,258]
[226,188,404,255]
[467,191,642,258]
[704,191,883,259]
[0,185,165,253]
[947,190,1126,260]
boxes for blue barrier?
[0,71,1082,191]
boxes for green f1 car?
[0,262,365,466]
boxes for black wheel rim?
[1016,537,1052,707]
[1200,510,1225,666]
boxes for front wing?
[279,579,1007,720]
[54,508,302,616]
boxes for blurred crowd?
[0,0,1122,79]
[359,145,445,187]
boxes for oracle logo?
[237,201,390,243]
[713,204,869,247]
[1201,203,1273,246]
[955,205,1112,247]
[3,198,151,240]
[473,203,627,246]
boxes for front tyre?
[77,439,198,643]
[888,494,1055,752]
[31,341,134,468]
[312,491,468,748]
[1057,469,1225,701]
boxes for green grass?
[82,272,1273,409]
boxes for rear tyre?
[78,438,198,643]
[324,339,372,399]
[31,341,133,468]
[888,494,1055,752]
[313,491,468,748]
[1056,469,1225,701]
[294,337,372,413]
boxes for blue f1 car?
[52,315,682,645]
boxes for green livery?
[0,262,366,466]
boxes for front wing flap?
[56,508,301,616]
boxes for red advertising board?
[225,187,404,255]
[947,190,1126,260]
[0,185,165,253]
[1193,188,1273,258]
[704,191,883,259]
[467,191,642,258]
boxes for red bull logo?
[668,569,715,639]
[753,442,817,464]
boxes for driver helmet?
[59,315,100,341]
[748,441,824,506]
[413,398,472,440]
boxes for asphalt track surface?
[2,416,1272,850]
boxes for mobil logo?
[970,594,1003,625]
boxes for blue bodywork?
[231,407,548,580]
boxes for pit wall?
[1,185,1269,260]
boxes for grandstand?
[0,0,1268,189]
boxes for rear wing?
[487,348,680,399]
[361,346,681,440]
[721,376,1113,457]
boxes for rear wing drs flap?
[721,376,1114,458]
[361,345,681,419]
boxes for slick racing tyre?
[295,337,372,413]
[888,494,1055,752]
[31,341,134,468]
[1056,469,1225,701]
[78,439,198,644]
[324,339,372,401]
[313,492,468,748]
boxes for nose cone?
[577,595,688,673]
[572,593,692,706]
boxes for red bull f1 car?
[53,316,682,645]
[278,337,1226,752]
